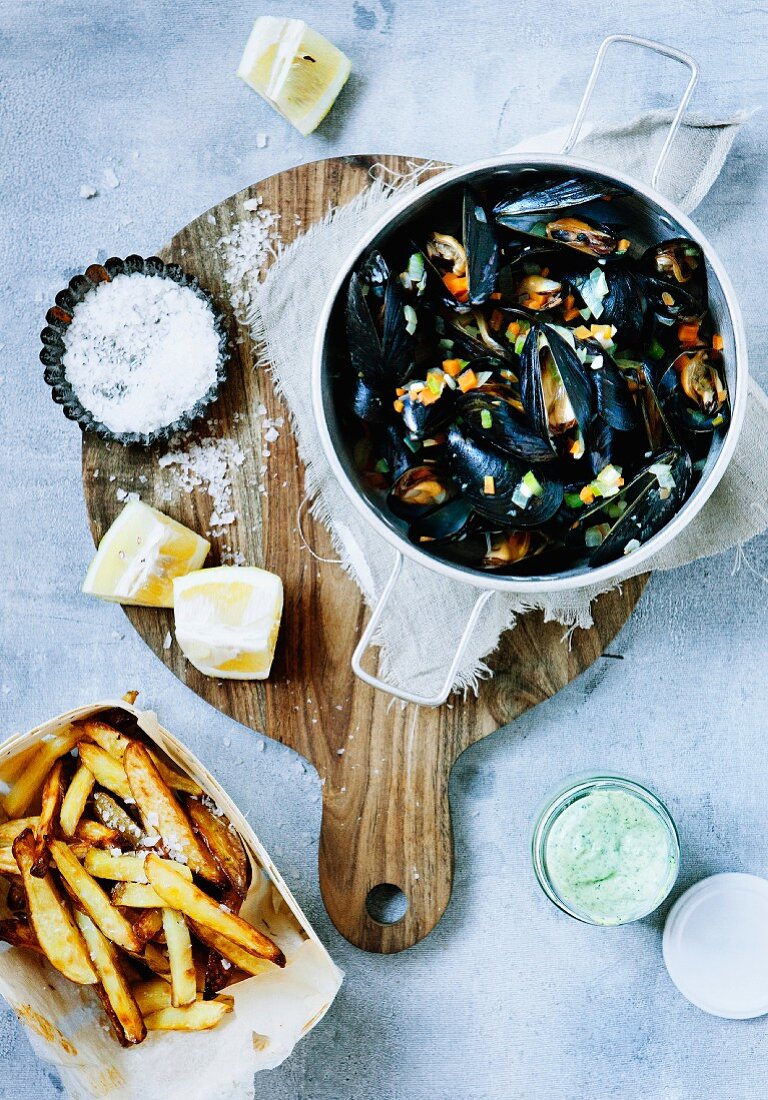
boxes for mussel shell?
[388,464,457,520]
[569,447,692,566]
[463,188,501,306]
[446,425,563,526]
[519,324,593,456]
[456,385,556,464]
[657,350,730,435]
[436,309,517,365]
[408,497,475,545]
[346,265,415,388]
[641,239,706,308]
[493,178,623,222]
[352,378,390,424]
[398,387,455,439]
[586,346,638,432]
[599,267,645,348]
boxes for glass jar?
[532,773,680,926]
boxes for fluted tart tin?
[40,255,230,447]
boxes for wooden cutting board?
[82,154,648,953]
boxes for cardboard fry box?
[0,700,343,1099]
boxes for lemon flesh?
[83,500,210,608]
[237,17,351,136]
[173,566,283,681]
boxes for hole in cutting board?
[365,884,408,925]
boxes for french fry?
[74,910,146,1046]
[78,719,132,761]
[31,759,66,876]
[0,849,22,876]
[0,817,39,846]
[3,724,82,817]
[143,997,233,1031]
[123,744,223,884]
[84,850,149,882]
[186,797,249,896]
[142,942,171,980]
[49,840,142,953]
[162,909,196,1006]
[74,819,122,849]
[131,907,164,945]
[85,849,193,884]
[79,723,202,795]
[189,920,277,980]
[5,880,26,913]
[0,918,43,954]
[92,791,144,848]
[12,830,96,985]
[145,855,285,967]
[60,765,95,838]
[131,977,173,1016]
[77,743,132,802]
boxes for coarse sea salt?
[219,200,281,320]
[62,273,221,435]
[159,436,245,535]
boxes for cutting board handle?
[317,705,454,953]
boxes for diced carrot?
[563,306,581,322]
[443,273,469,302]
[712,333,724,352]
[490,292,502,300]
[395,386,406,396]
[617,238,631,252]
[506,321,521,338]
[617,478,625,487]
[573,325,591,340]
[458,369,478,393]
[442,358,463,377]
[678,321,700,347]
[393,399,404,414]
[579,486,595,504]
[419,388,440,406]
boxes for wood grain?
[82,155,648,953]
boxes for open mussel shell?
[519,324,593,459]
[463,188,501,306]
[586,345,638,433]
[387,464,457,520]
[446,425,563,526]
[494,205,623,259]
[456,384,557,464]
[657,349,730,435]
[568,447,692,566]
[346,261,416,389]
[641,239,706,308]
[493,177,624,222]
[40,255,229,447]
[435,310,517,366]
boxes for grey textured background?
[1,2,767,1097]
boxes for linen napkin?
[250,110,764,699]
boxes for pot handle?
[561,34,699,191]
[351,551,494,707]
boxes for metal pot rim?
[311,150,748,595]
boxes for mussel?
[493,177,623,221]
[519,325,593,459]
[346,252,416,389]
[568,447,692,566]
[387,464,457,520]
[423,187,501,312]
[657,348,729,434]
[446,425,563,526]
[456,384,557,464]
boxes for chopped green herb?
[648,337,665,361]
[480,409,493,429]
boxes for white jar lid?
[663,873,768,1018]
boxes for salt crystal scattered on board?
[162,632,172,651]
[219,202,281,321]
[79,183,97,199]
[103,167,119,189]
[159,437,245,536]
[115,488,139,503]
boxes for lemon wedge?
[237,17,351,136]
[173,566,283,680]
[83,500,210,608]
